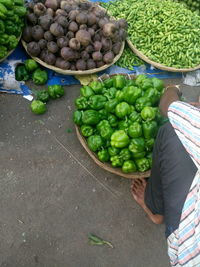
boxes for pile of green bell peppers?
[73,74,167,173]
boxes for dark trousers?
[145,122,197,237]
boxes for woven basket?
[75,73,153,179]
[127,39,200,73]
[21,40,125,75]
[0,34,21,63]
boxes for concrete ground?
[0,78,199,267]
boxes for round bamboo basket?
[21,40,125,75]
[75,73,151,179]
[127,39,200,73]
[0,34,22,63]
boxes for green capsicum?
[36,90,49,102]
[128,122,142,138]
[24,59,38,72]
[142,121,158,139]
[135,158,150,172]
[122,160,137,173]
[108,146,120,156]
[89,80,103,94]
[141,107,156,121]
[115,90,124,102]
[129,111,142,123]
[15,64,29,81]
[0,20,4,33]
[122,86,142,104]
[99,109,109,120]
[5,21,21,36]
[80,85,94,98]
[0,34,8,45]
[145,138,155,152]
[75,96,88,110]
[82,110,100,125]
[126,79,135,86]
[0,3,7,19]
[87,135,103,152]
[89,95,107,110]
[32,69,48,85]
[113,75,126,89]
[31,100,46,115]
[132,151,146,159]
[14,0,24,5]
[7,35,18,50]
[73,110,83,126]
[152,77,164,92]
[47,85,64,99]
[98,149,110,162]
[107,114,118,127]
[103,78,113,88]
[119,148,131,161]
[0,45,7,58]
[115,102,131,118]
[141,79,153,91]
[143,88,160,106]
[129,137,145,153]
[0,0,13,8]
[104,87,117,100]
[135,74,148,87]
[111,130,130,148]
[13,6,26,17]
[110,155,123,167]
[135,97,151,112]
[97,120,113,140]
[118,119,130,133]
[105,99,119,113]
[146,152,153,168]
[81,125,94,137]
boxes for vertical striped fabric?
[167,101,200,266]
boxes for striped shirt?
[167,101,200,266]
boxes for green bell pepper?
[108,147,120,156]
[87,135,103,152]
[115,90,124,102]
[115,102,131,118]
[128,122,142,138]
[82,110,100,125]
[146,152,153,168]
[98,149,110,162]
[24,59,38,72]
[135,158,150,172]
[99,109,109,120]
[104,87,117,100]
[15,64,29,81]
[145,138,155,152]
[141,79,153,91]
[0,45,7,58]
[129,111,142,123]
[81,125,94,137]
[132,151,146,159]
[13,6,26,17]
[89,95,107,110]
[129,137,145,153]
[80,85,94,98]
[75,96,88,110]
[111,130,130,148]
[135,74,148,87]
[143,88,160,106]
[73,110,83,126]
[47,85,64,99]
[0,20,4,33]
[142,121,158,139]
[31,100,46,115]
[0,3,7,19]
[105,99,119,113]
[36,90,49,102]
[103,78,113,88]
[14,0,24,5]
[113,75,126,89]
[97,120,113,140]
[89,80,103,94]
[5,21,21,36]
[135,97,151,112]
[32,69,48,85]
[107,114,118,127]
[122,160,137,173]
[0,34,8,45]
[0,0,13,8]
[110,155,123,167]
[122,86,142,104]
[118,119,130,133]
[126,79,135,86]
[141,107,156,121]
[152,77,164,92]
[119,148,131,161]
[7,35,18,50]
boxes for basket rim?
[126,38,200,73]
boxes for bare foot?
[131,178,147,208]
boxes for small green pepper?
[0,20,4,33]
[81,125,94,137]
[105,99,119,113]
[103,78,114,88]
[108,147,120,157]
[132,151,146,159]
[88,95,107,110]
[97,120,113,140]
[73,110,83,126]
[135,158,150,172]
[128,122,142,138]
[15,64,29,81]
[142,121,158,139]
[0,34,8,45]
[111,130,130,148]
[14,0,24,5]
[75,96,88,110]
[122,160,137,173]
[151,77,164,92]
[118,119,130,133]
[80,85,94,98]
[31,100,46,115]
[110,155,123,167]
[98,149,110,162]
[122,86,142,104]
[99,109,109,120]
[115,102,131,118]
[135,97,151,112]
[115,90,124,102]
[145,138,154,152]
[143,88,160,106]
[36,90,49,102]
[82,110,100,125]
[129,111,142,123]
[0,0,13,8]
[32,69,48,85]
[107,114,118,127]
[7,35,18,50]
[87,135,103,152]
[0,45,7,58]
[24,59,38,72]
[135,74,148,87]
[113,75,126,89]
[146,152,153,168]
[129,137,145,153]
[119,148,131,161]
[104,87,117,100]
[47,84,64,99]
[13,6,26,17]
[141,79,153,91]
[141,107,156,121]
[89,80,103,94]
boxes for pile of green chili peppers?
[73,74,168,174]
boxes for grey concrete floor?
[0,79,199,267]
